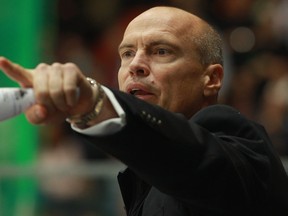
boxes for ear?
[203,64,223,97]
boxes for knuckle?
[51,62,62,67]
[65,62,77,67]
[51,63,64,71]
[64,63,79,73]
[36,63,49,70]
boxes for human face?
[118,8,209,117]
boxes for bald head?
[127,6,203,29]
[124,6,223,67]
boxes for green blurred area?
[0,0,53,215]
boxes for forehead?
[120,29,180,49]
[120,15,192,49]
[125,10,189,36]
[124,7,197,37]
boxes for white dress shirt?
[71,86,126,136]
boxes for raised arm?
[0,57,117,125]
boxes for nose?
[128,51,150,76]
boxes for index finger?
[0,56,33,87]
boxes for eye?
[120,50,135,59]
[154,48,170,56]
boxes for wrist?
[66,77,105,129]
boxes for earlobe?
[203,64,223,97]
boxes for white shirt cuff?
[71,86,126,136]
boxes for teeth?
[130,89,139,95]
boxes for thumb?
[0,56,33,87]
[25,104,48,124]
[25,104,68,125]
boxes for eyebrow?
[118,39,180,52]
[118,43,134,52]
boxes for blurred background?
[0,0,288,215]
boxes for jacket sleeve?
[79,89,288,213]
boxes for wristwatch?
[66,77,105,129]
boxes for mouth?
[126,84,154,100]
[129,88,148,96]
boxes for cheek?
[117,68,126,91]
[157,78,179,109]
[167,78,199,103]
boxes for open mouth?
[126,83,155,101]
[130,88,147,96]
[128,87,154,100]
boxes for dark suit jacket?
[82,90,288,216]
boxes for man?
[1,6,288,216]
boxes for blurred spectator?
[257,53,288,156]
[55,33,105,83]
[252,0,288,52]
[223,63,264,120]
[37,124,115,216]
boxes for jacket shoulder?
[191,104,262,137]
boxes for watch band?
[66,77,105,129]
